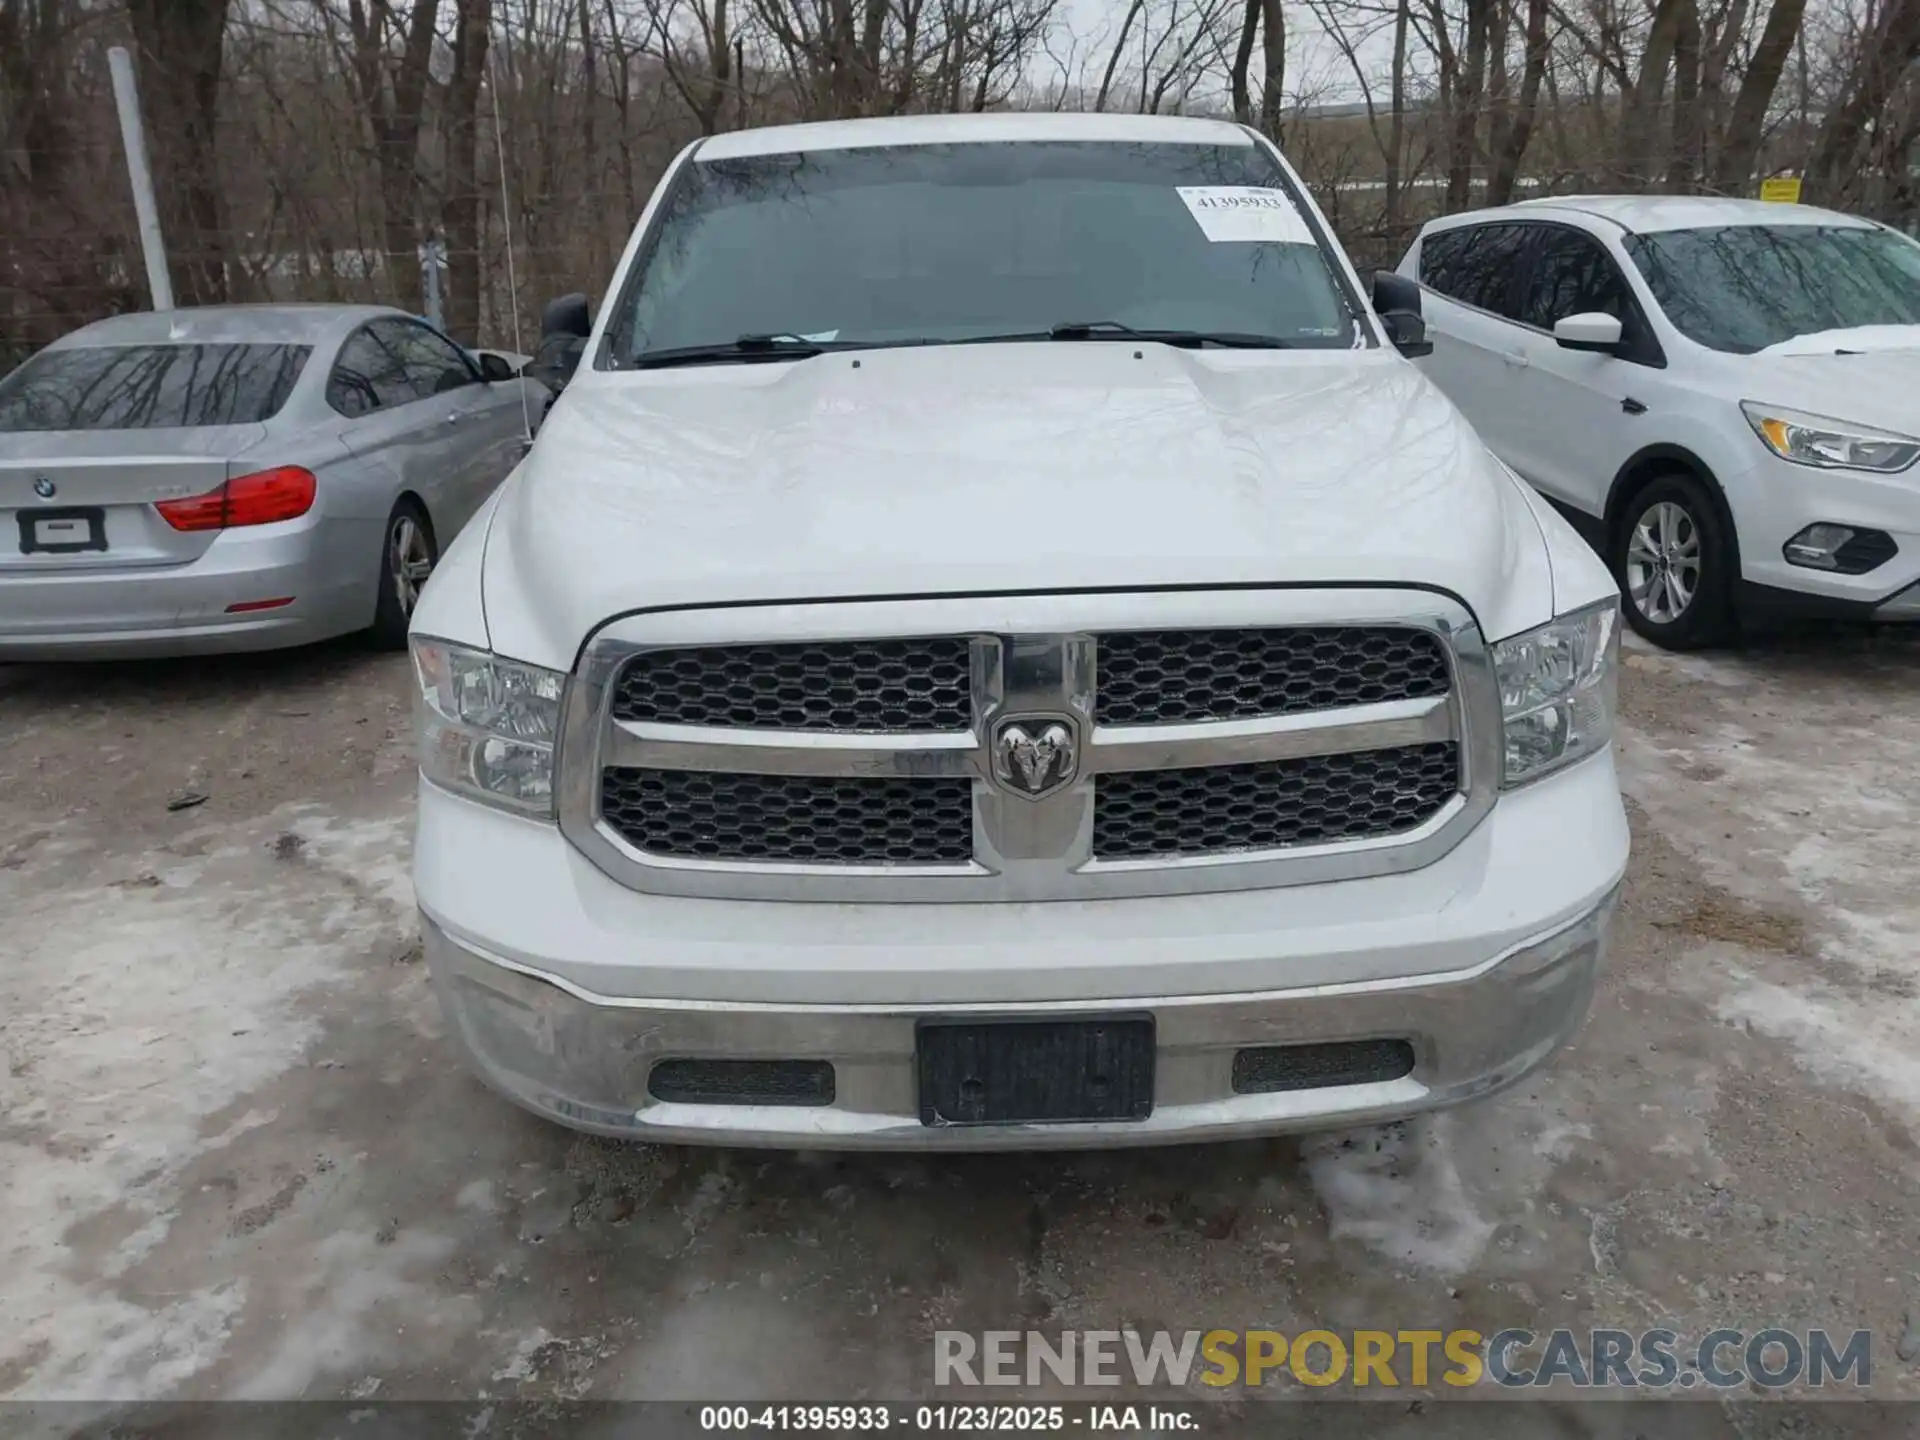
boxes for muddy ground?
[3,624,1919,1436]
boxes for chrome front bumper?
[425,890,1616,1150]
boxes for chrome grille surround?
[557,589,1502,903]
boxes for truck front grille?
[1096,627,1450,725]
[1092,742,1460,860]
[600,767,975,864]
[609,638,972,732]
[566,595,1495,902]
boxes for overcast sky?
[1043,0,1404,109]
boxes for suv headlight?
[411,637,565,817]
[1741,401,1920,473]
[1491,598,1619,786]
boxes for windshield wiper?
[1048,321,1294,349]
[630,334,855,369]
[629,334,963,369]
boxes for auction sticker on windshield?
[1176,186,1313,245]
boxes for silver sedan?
[0,304,545,658]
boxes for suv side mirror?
[1553,312,1624,354]
[1372,270,1434,359]
[477,351,517,383]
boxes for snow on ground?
[2,629,1919,1412]
[1615,631,1920,1120]
[0,808,414,1399]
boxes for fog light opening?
[648,1058,836,1107]
[1783,524,1896,574]
[1231,1038,1416,1094]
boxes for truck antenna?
[488,40,533,449]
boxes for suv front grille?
[609,638,972,732]
[600,767,975,864]
[1096,627,1450,725]
[1092,741,1460,859]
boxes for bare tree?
[326,0,443,312]
[1711,0,1805,189]
[442,0,492,342]
[1488,0,1553,202]
[13,0,1920,372]
[126,0,234,303]
[1806,0,1920,202]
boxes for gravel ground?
[2,624,1919,1434]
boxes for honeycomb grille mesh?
[609,639,971,732]
[1092,742,1459,859]
[1096,627,1451,725]
[601,768,974,864]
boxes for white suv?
[409,113,1627,1149]
[1400,196,1920,648]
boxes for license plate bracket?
[18,507,107,555]
[917,1017,1154,1126]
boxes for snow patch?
[1301,1117,1495,1275]
[233,1228,463,1399]
[1619,644,1920,1119]
[0,809,414,1400]
[1701,959,1920,1117]
[490,1327,556,1385]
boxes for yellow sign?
[1760,176,1802,204]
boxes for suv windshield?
[608,141,1364,363]
[0,343,311,431]
[1625,224,1920,353]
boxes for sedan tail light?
[156,466,317,532]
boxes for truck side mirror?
[541,292,592,341]
[528,293,593,394]
[1372,270,1434,360]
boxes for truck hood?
[481,343,1553,668]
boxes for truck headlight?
[411,636,565,817]
[1741,401,1920,473]
[1491,598,1618,786]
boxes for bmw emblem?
[32,476,56,499]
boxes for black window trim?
[370,314,484,396]
[325,322,390,419]
[1415,219,1531,322]
[1421,216,1667,369]
[328,316,481,418]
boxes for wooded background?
[3,0,1916,367]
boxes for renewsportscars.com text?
[934,1328,1873,1390]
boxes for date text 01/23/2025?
[699,1405,1201,1432]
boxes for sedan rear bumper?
[0,524,365,659]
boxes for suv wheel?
[369,500,437,650]
[1611,472,1734,649]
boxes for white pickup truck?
[409,112,1628,1149]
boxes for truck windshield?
[1625,224,1920,353]
[608,140,1365,364]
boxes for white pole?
[107,46,174,312]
